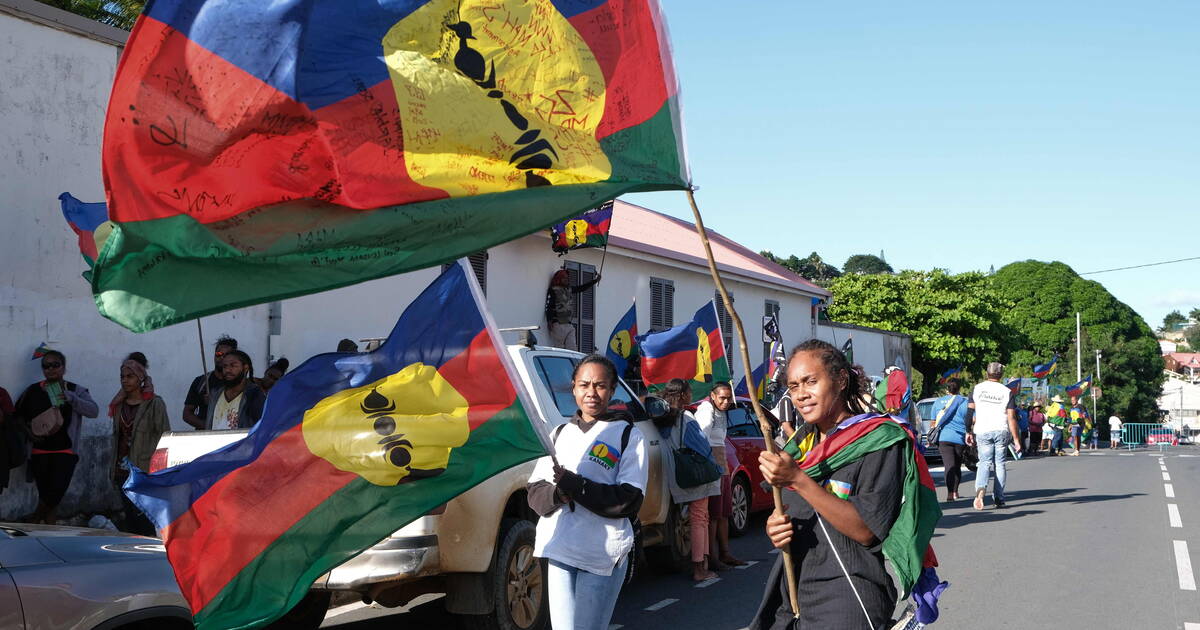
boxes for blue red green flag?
[1032,356,1058,378]
[1006,377,1023,396]
[1066,375,1092,398]
[97,0,688,332]
[637,300,730,399]
[605,301,639,378]
[551,201,614,253]
[783,413,948,624]
[58,193,112,270]
[936,366,963,385]
[123,261,550,630]
[735,341,781,402]
[30,343,52,360]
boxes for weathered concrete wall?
[0,3,269,521]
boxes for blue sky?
[627,0,1199,330]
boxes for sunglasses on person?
[42,361,63,369]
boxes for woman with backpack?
[657,378,723,582]
[932,379,970,502]
[526,355,647,630]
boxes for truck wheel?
[646,503,690,574]
[729,474,752,538]
[460,518,547,630]
[263,590,330,630]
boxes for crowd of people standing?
[0,336,292,533]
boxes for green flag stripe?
[192,401,545,630]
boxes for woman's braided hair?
[788,339,868,415]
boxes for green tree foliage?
[991,260,1163,421]
[37,0,143,30]
[1190,308,1200,323]
[826,269,1014,398]
[843,254,894,275]
[1184,325,1200,354]
[1163,310,1187,332]
[761,250,841,287]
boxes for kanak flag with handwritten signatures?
[98,0,688,332]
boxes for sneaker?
[993,500,1007,509]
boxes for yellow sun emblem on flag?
[609,330,633,359]
[301,363,471,486]
[694,327,713,383]
[564,219,590,248]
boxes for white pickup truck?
[151,342,695,630]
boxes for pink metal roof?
[606,200,830,297]
[1170,352,1200,368]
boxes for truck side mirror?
[643,396,670,420]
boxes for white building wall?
[815,322,912,382]
[0,7,270,520]
[1159,377,1200,430]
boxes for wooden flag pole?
[685,188,800,618]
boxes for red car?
[722,400,778,536]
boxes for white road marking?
[645,598,679,612]
[1183,623,1199,630]
[735,560,760,570]
[1181,454,1196,458]
[1163,472,1172,481]
[695,577,721,588]
[1169,504,1183,528]
[1174,540,1196,590]
[1166,484,1176,498]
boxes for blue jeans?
[1050,428,1063,452]
[547,556,627,630]
[975,430,1011,502]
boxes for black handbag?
[672,414,721,489]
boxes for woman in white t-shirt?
[527,355,648,630]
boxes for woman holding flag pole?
[749,340,944,629]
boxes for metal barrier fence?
[1119,423,1178,451]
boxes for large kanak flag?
[638,300,730,399]
[97,0,688,332]
[124,261,551,630]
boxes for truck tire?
[645,503,689,574]
[263,591,330,630]
[729,474,752,538]
[459,518,547,630]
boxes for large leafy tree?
[991,261,1163,421]
[1163,310,1187,332]
[843,254,894,275]
[38,0,143,30]
[1184,325,1200,354]
[1190,308,1200,322]
[761,250,841,287]
[826,269,1015,398]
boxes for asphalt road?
[322,444,1200,630]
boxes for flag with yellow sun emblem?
[124,261,551,630]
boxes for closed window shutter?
[442,251,488,295]
[564,261,597,352]
[650,277,674,332]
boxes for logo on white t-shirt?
[587,440,621,470]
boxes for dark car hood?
[1,523,164,563]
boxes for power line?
[1078,256,1200,276]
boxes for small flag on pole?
[638,300,731,399]
[1032,356,1058,379]
[31,343,52,360]
[550,201,614,254]
[841,337,854,365]
[605,301,639,379]
[1066,375,1092,398]
[937,366,963,385]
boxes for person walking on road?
[1046,395,1068,456]
[1068,397,1088,456]
[1028,403,1046,456]
[693,382,747,569]
[1109,414,1123,448]
[659,379,722,581]
[932,379,970,502]
[751,340,909,629]
[966,362,1022,509]
[526,355,647,630]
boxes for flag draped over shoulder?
[787,413,948,623]
[638,300,730,399]
[551,201,614,253]
[1066,375,1091,398]
[97,0,688,332]
[605,301,639,378]
[124,261,550,630]
[1032,356,1058,379]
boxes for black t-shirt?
[751,425,906,630]
[185,372,224,418]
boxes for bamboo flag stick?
[685,188,800,618]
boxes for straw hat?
[1050,394,1064,403]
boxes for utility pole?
[1076,312,1082,382]
[1093,349,1101,426]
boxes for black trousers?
[938,442,969,495]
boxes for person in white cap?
[966,362,1022,509]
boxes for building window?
[649,277,674,332]
[714,290,734,358]
[443,251,488,295]
[564,261,597,352]
[764,299,780,363]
